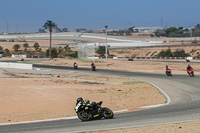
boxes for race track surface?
[1,64,200,133]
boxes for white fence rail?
[0,62,32,70]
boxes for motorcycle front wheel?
[77,110,90,121]
[102,107,114,119]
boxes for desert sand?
[0,68,165,123]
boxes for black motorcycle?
[92,65,96,71]
[75,101,114,121]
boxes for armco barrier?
[0,62,32,70]
[26,55,48,58]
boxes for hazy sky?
[0,0,199,33]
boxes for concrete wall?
[11,54,27,58]
[0,62,32,70]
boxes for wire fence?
[78,44,97,60]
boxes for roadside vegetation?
[155,24,200,38]
[157,49,189,57]
[0,42,78,58]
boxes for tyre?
[189,73,192,77]
[77,110,90,121]
[102,107,114,119]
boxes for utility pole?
[160,17,164,29]
[105,25,108,66]
[6,23,9,33]
[189,26,193,42]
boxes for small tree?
[46,48,58,58]
[64,45,71,52]
[12,44,21,52]
[62,27,68,32]
[33,42,40,51]
[165,49,173,57]
[58,46,64,54]
[23,43,29,52]
[96,46,109,56]
[173,49,189,57]
[157,50,166,57]
[4,49,10,56]
[0,46,3,54]
[38,28,46,33]
[4,48,9,53]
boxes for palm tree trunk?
[49,31,52,59]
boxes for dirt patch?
[0,72,165,123]
[87,121,200,133]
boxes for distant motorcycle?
[187,68,194,77]
[74,63,78,69]
[75,101,114,121]
[92,65,96,71]
[166,69,172,76]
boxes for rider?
[187,65,192,71]
[165,65,170,70]
[91,62,95,67]
[76,97,90,106]
[91,62,96,71]
[74,62,78,68]
[76,97,99,110]
[165,65,171,71]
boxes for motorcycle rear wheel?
[102,107,114,119]
[77,110,90,121]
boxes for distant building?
[134,27,163,33]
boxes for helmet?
[77,97,83,103]
[92,102,97,106]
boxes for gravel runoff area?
[0,67,165,124]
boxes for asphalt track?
[1,64,200,133]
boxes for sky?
[0,0,200,33]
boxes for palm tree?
[43,20,57,59]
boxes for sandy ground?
[0,69,165,123]
[87,121,200,133]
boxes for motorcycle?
[166,69,172,76]
[74,64,78,69]
[187,68,194,77]
[92,65,96,71]
[75,101,114,121]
